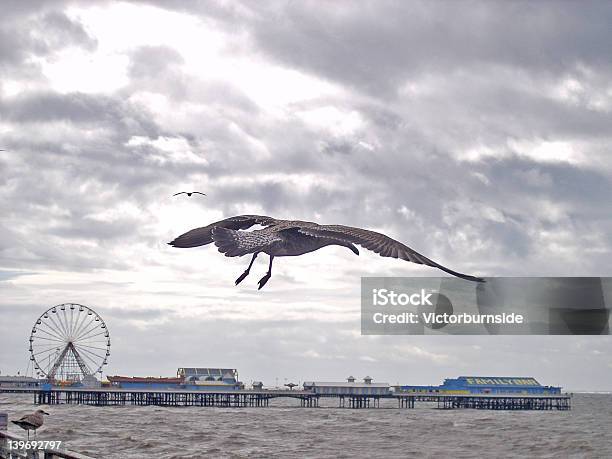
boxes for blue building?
[397,376,561,395]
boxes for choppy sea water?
[1,393,610,458]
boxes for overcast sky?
[1,1,611,391]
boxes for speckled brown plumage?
[12,410,49,439]
[169,215,483,288]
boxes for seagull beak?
[43,411,50,415]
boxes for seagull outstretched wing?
[297,224,484,282]
[173,191,207,196]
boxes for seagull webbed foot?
[257,273,271,290]
[235,270,250,285]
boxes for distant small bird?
[169,215,483,289]
[12,409,49,439]
[173,191,206,197]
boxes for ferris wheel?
[29,303,110,382]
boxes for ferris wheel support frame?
[29,303,111,382]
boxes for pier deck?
[435,394,571,410]
[1,388,571,410]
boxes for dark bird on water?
[12,409,49,439]
[169,215,483,289]
[173,191,207,197]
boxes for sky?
[1,0,611,391]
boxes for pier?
[35,388,285,408]
[1,388,570,410]
[436,394,571,410]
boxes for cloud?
[0,7,96,85]
[141,1,612,101]
[0,1,611,388]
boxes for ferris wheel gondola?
[29,303,111,382]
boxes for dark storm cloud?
[39,11,98,52]
[148,1,612,96]
[432,72,612,139]
[2,0,611,276]
[0,0,67,18]
[125,45,261,118]
[485,156,612,213]
[1,0,611,388]
[320,138,355,156]
[266,1,612,96]
[0,7,96,74]
[48,216,144,241]
[0,91,141,124]
[0,88,191,271]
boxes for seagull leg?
[257,256,274,290]
[235,252,259,285]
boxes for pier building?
[178,367,241,389]
[0,376,40,388]
[303,376,390,395]
[397,376,561,395]
[108,376,184,390]
[107,368,243,390]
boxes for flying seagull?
[169,215,483,289]
[173,191,207,197]
[12,409,49,439]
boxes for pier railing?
[435,394,571,410]
[0,388,571,411]
[1,387,571,411]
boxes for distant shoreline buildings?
[107,367,243,391]
[0,370,562,396]
[102,373,562,397]
[0,376,40,389]
[397,376,561,395]
[304,376,389,395]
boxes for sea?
[1,393,611,458]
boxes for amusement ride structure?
[29,303,110,382]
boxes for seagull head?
[36,409,50,415]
